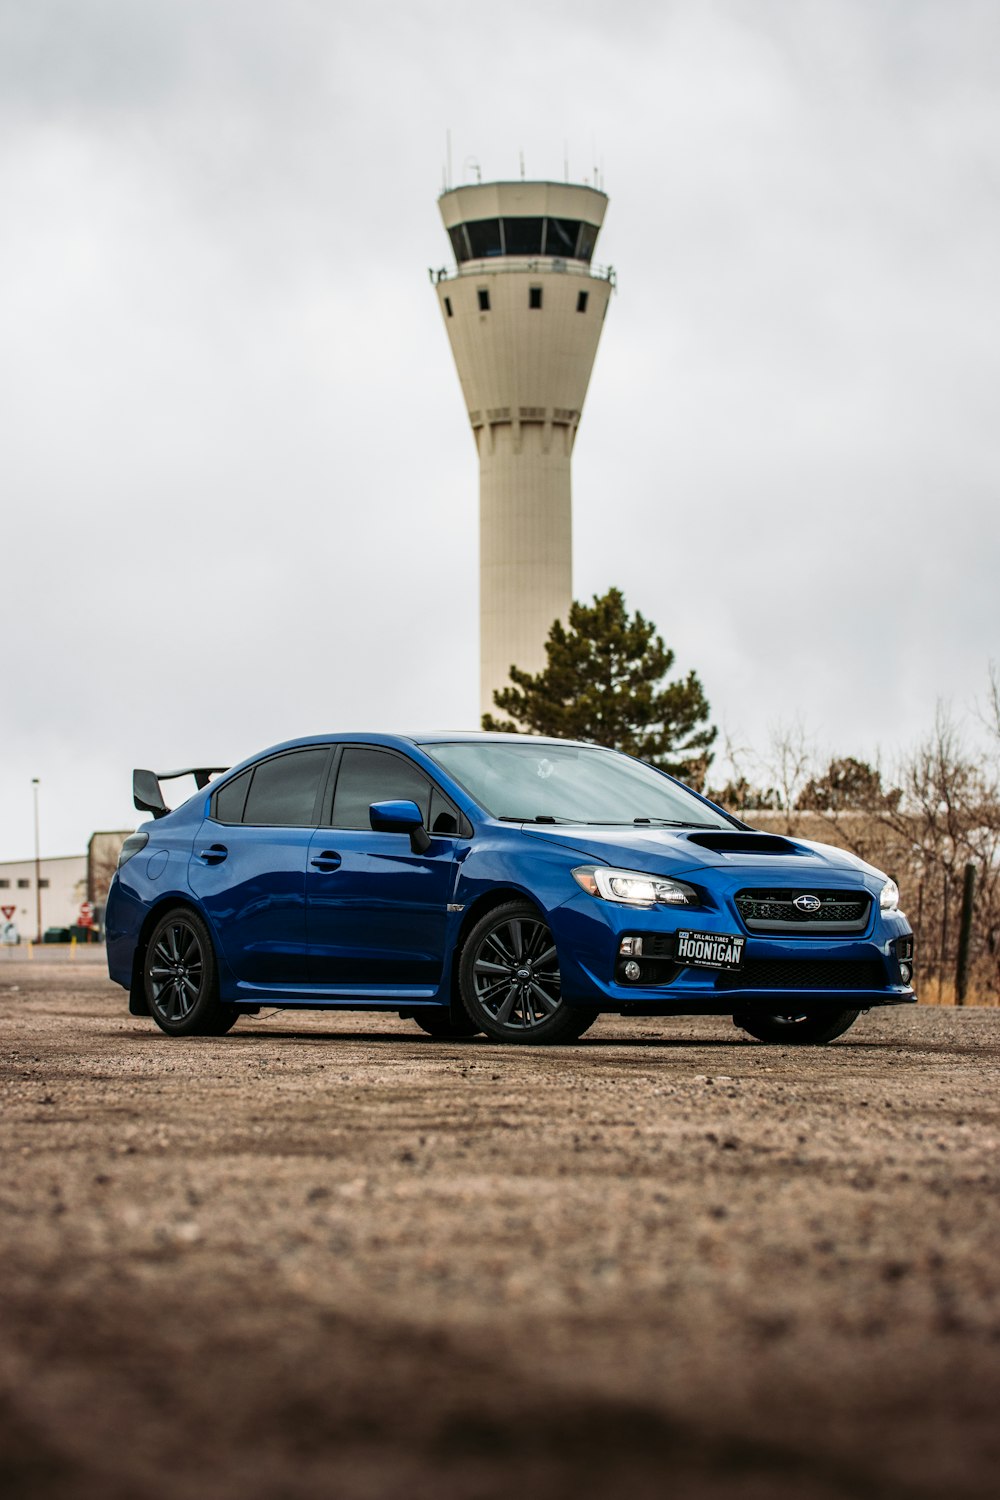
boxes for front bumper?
[551,889,916,1013]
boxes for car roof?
[243,731,593,754]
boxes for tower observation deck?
[432,180,613,721]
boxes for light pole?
[32,778,41,944]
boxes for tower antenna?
[446,127,452,190]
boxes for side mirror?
[369,800,432,854]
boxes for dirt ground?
[1,962,999,1500]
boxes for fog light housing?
[899,961,913,985]
[623,960,642,981]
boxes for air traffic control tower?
[432,181,613,720]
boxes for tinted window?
[544,217,579,256]
[215,768,252,824]
[576,222,598,262]
[429,788,461,836]
[503,216,543,255]
[242,749,328,827]
[465,218,503,258]
[331,749,433,829]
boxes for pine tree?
[482,587,717,784]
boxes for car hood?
[519,824,887,886]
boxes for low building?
[0,831,133,943]
[0,855,88,943]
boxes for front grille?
[734,888,871,935]
[639,933,676,959]
[717,959,886,992]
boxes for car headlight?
[572,865,697,908]
[879,878,899,912]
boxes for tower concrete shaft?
[433,180,612,721]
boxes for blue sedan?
[106,733,915,1045]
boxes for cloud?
[1,0,998,856]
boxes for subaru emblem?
[794,894,822,913]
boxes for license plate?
[676,931,745,970]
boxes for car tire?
[458,900,598,1045]
[144,907,239,1037]
[734,1009,860,1045]
[410,1010,482,1040]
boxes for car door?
[305,745,464,993]
[189,746,331,987]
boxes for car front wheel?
[734,1009,860,1045]
[144,908,239,1037]
[458,901,597,1045]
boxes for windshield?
[425,741,733,827]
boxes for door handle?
[310,851,342,872]
[197,844,229,865]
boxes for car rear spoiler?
[133,767,229,820]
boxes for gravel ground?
[1,963,999,1500]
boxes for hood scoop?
[685,831,800,856]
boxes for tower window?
[477,288,490,312]
[529,287,542,310]
[544,217,578,256]
[502,217,544,255]
[444,296,453,317]
[466,219,503,259]
[576,291,589,313]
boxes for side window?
[214,768,253,825]
[330,749,433,830]
[429,788,460,836]
[241,749,328,827]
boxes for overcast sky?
[2,0,998,860]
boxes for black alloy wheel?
[734,1009,860,1045]
[458,900,598,1045]
[144,908,239,1037]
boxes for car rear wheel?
[458,901,598,1045]
[734,1009,860,1045]
[144,908,239,1037]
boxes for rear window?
[214,769,252,824]
[240,749,328,827]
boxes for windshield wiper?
[498,815,568,824]
[631,818,720,827]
